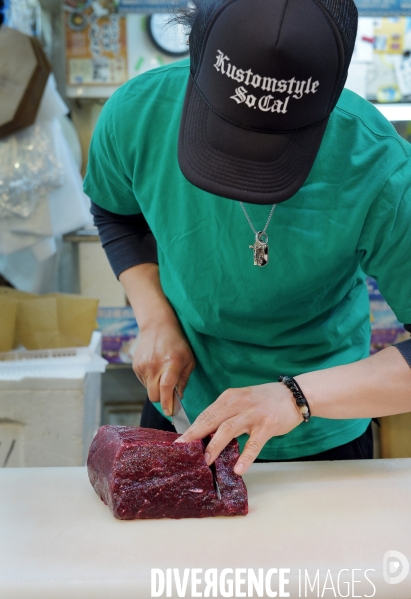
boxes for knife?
[172,388,221,500]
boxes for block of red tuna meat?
[87,425,248,519]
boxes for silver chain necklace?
[240,202,276,267]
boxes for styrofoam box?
[0,334,104,468]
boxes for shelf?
[106,363,133,370]
[66,85,119,99]
[63,228,99,243]
[373,103,411,121]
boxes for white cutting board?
[1,460,411,598]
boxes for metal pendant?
[249,231,269,267]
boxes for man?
[84,0,411,475]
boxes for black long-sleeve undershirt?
[90,201,158,279]
[90,200,411,367]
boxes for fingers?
[176,388,244,446]
[176,384,290,476]
[202,415,244,464]
[143,367,190,414]
[177,361,194,398]
[146,374,160,403]
[159,368,180,416]
[233,434,267,475]
[178,406,270,476]
[176,383,303,475]
[159,356,196,414]
[132,327,196,415]
[204,413,269,475]
[139,362,196,416]
[176,404,221,444]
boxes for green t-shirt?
[84,59,411,460]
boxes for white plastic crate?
[0,331,107,380]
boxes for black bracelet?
[278,375,311,422]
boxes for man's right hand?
[132,321,196,416]
[118,263,196,416]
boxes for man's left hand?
[175,383,303,475]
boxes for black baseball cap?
[178,0,358,205]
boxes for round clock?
[147,13,189,57]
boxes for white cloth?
[0,75,91,292]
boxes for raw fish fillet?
[87,425,248,519]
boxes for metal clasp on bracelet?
[279,375,311,422]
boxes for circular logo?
[383,550,410,585]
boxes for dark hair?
[172,0,226,74]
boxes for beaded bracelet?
[278,375,311,422]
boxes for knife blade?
[172,388,221,500]
[171,388,191,435]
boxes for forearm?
[296,345,411,419]
[119,263,179,331]
[90,202,171,328]
[119,263,196,410]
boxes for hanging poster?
[65,1,127,86]
[367,278,408,354]
[355,0,411,16]
[118,0,188,13]
[97,307,138,364]
[373,17,407,53]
